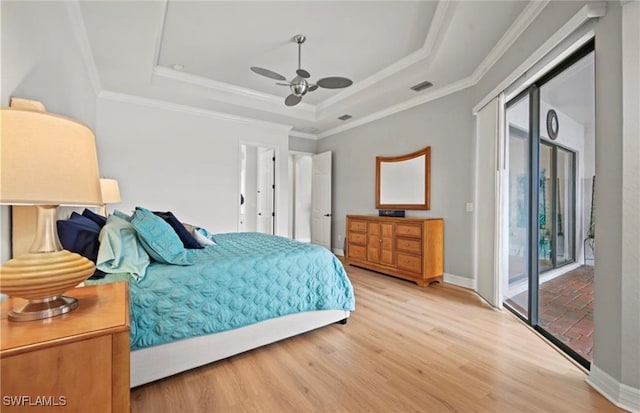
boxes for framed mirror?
[376,146,430,210]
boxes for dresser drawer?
[348,244,366,260]
[397,253,422,273]
[396,238,422,254]
[396,223,422,238]
[349,220,367,232]
[348,231,366,245]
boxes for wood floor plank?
[131,266,623,413]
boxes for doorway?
[239,144,275,235]
[502,42,595,367]
[289,152,312,242]
[288,151,333,249]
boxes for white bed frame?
[131,309,350,387]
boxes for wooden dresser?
[346,215,443,286]
[1,282,130,413]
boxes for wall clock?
[546,109,559,140]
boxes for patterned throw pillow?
[131,207,194,265]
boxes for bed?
[85,224,356,387]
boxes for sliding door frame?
[503,40,594,370]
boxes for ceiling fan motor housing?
[290,77,309,96]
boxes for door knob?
[324,213,332,217]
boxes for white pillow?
[193,228,217,246]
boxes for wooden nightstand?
[1,282,130,413]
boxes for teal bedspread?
[89,233,355,351]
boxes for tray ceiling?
[77,0,537,138]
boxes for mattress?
[88,232,355,350]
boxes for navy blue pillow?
[152,210,203,249]
[69,212,101,232]
[82,208,107,228]
[57,219,100,264]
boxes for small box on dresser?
[346,215,444,286]
[1,282,130,413]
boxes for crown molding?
[316,0,551,138]
[153,66,316,117]
[470,0,549,84]
[318,76,475,139]
[316,0,454,112]
[473,2,606,114]
[152,0,169,75]
[422,0,456,56]
[71,0,572,141]
[98,90,293,133]
[66,1,102,94]
[289,130,318,140]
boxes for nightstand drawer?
[1,283,130,413]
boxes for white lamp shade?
[0,108,102,206]
[100,178,121,204]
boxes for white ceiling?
[542,52,595,130]
[76,0,540,138]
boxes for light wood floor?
[131,265,622,413]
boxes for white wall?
[96,94,291,236]
[289,136,317,154]
[1,1,98,264]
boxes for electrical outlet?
[466,202,473,212]
[337,235,342,242]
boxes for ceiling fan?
[250,34,353,107]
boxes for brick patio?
[507,265,594,362]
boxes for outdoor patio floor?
[506,265,594,362]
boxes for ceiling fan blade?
[250,67,286,81]
[296,69,311,79]
[317,77,353,89]
[308,84,319,92]
[276,82,292,86]
[285,94,302,106]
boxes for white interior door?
[311,151,332,249]
[257,148,275,235]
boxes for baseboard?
[332,248,345,257]
[587,364,640,412]
[443,273,475,289]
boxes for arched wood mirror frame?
[376,146,430,210]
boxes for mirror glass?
[376,146,430,210]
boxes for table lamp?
[99,178,121,215]
[0,107,103,321]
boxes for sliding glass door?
[503,40,594,368]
